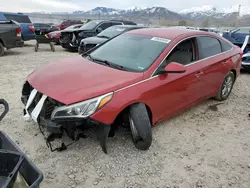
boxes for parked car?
[78,25,145,54]
[222,27,250,47]
[60,19,137,51]
[242,53,250,72]
[48,24,83,44]
[57,20,83,30]
[0,12,35,41]
[0,20,23,56]
[21,28,242,153]
[33,23,54,34]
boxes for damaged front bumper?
[21,88,111,153]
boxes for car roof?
[112,25,143,29]
[127,28,209,40]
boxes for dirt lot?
[0,41,250,188]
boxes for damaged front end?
[60,31,86,50]
[21,82,112,153]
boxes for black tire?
[129,103,152,150]
[215,71,235,101]
[0,42,4,56]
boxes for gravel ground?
[0,41,250,188]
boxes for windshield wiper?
[97,35,110,39]
[90,57,125,70]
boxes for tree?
[178,20,187,26]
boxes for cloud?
[0,0,81,12]
[0,0,249,12]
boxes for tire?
[215,71,235,101]
[0,42,4,56]
[129,103,152,150]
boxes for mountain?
[179,5,250,20]
[28,5,250,26]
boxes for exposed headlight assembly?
[51,92,113,119]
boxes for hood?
[27,56,143,105]
[81,36,107,45]
[61,28,90,33]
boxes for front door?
[148,38,204,122]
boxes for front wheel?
[129,103,152,150]
[215,71,235,101]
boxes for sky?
[0,0,249,13]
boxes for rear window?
[3,14,31,23]
[220,40,232,52]
[197,36,222,59]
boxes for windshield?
[80,21,101,30]
[97,26,126,38]
[89,33,171,72]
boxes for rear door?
[195,36,232,98]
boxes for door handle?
[194,71,204,78]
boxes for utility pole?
[236,5,241,27]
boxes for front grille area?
[60,33,72,43]
[23,82,63,120]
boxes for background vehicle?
[57,19,83,30]
[222,27,250,47]
[33,23,54,34]
[0,20,23,56]
[21,28,242,153]
[0,12,35,41]
[48,24,83,44]
[60,19,137,51]
[78,25,145,53]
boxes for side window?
[220,39,232,52]
[3,14,31,23]
[235,28,250,34]
[154,38,195,75]
[98,22,112,30]
[197,36,222,59]
[111,22,122,26]
[165,38,195,66]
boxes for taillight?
[16,27,22,37]
[28,25,35,33]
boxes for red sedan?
[21,28,242,153]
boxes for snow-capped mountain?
[86,7,119,15]
[29,5,250,24]
[179,5,250,19]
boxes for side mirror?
[97,28,103,33]
[162,62,186,74]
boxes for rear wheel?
[0,42,4,56]
[129,103,152,150]
[215,71,235,101]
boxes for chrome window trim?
[115,34,234,93]
[150,34,233,77]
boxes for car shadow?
[3,50,23,56]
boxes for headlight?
[51,92,113,119]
